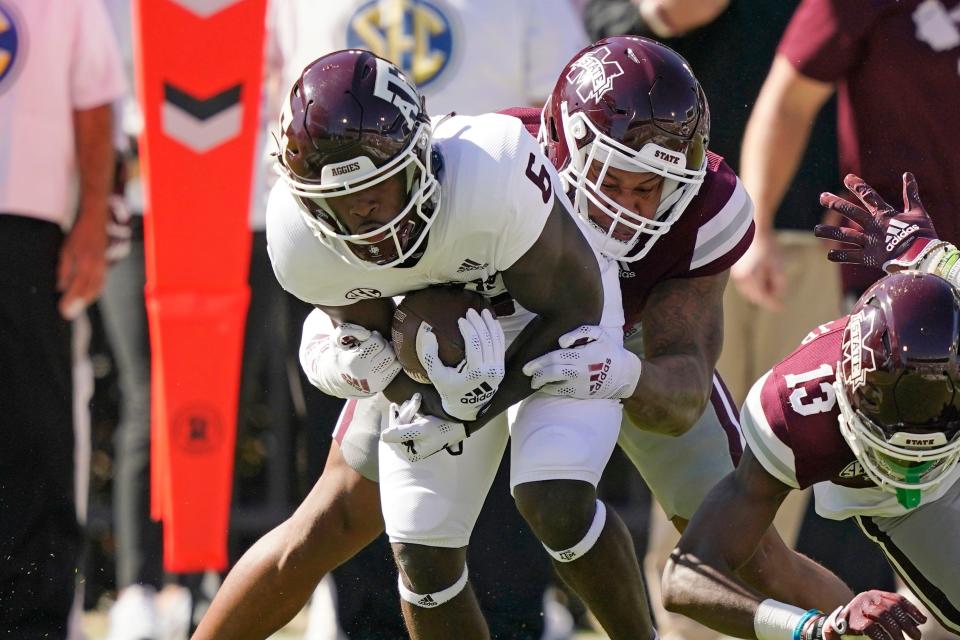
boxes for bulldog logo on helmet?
[566,45,624,104]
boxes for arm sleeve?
[71,0,127,109]
[523,0,589,104]
[776,0,879,82]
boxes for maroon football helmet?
[541,36,709,261]
[836,272,960,497]
[275,50,440,268]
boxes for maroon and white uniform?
[502,107,753,519]
[741,319,960,630]
[779,0,960,294]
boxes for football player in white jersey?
[258,49,651,640]
[662,174,960,638]
[196,40,853,640]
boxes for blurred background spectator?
[0,0,124,638]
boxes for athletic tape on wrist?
[543,500,607,563]
[397,565,469,608]
[754,599,808,640]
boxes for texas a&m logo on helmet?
[275,50,440,269]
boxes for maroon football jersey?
[778,0,960,293]
[740,317,868,489]
[500,106,755,335]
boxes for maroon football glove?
[821,591,925,640]
[814,173,940,271]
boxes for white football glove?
[299,315,402,399]
[416,308,505,421]
[381,393,468,463]
[522,325,642,400]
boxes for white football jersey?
[267,112,623,333]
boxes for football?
[391,286,494,384]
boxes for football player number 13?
[784,364,837,416]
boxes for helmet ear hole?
[549,117,560,144]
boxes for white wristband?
[754,599,807,640]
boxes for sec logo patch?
[346,0,458,89]
[0,1,24,95]
[345,287,383,300]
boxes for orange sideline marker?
[133,0,265,571]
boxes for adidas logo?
[588,359,612,395]
[340,374,370,394]
[417,594,438,607]
[461,381,495,404]
[885,219,919,251]
[618,261,636,278]
[457,258,488,273]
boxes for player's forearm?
[470,310,595,432]
[740,57,830,234]
[623,354,710,436]
[73,104,115,221]
[663,462,839,639]
[629,274,725,435]
[760,550,853,614]
[472,209,605,431]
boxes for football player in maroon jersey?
[514,34,852,616]
[663,175,960,637]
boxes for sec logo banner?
[346,0,457,88]
[0,1,24,95]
